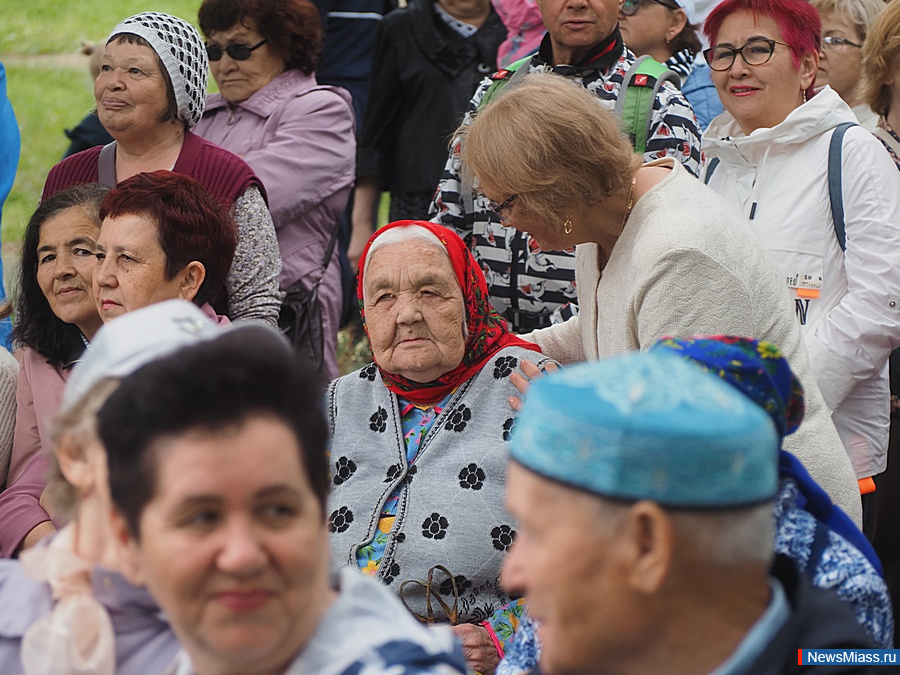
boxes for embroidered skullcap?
[649,335,804,438]
[108,12,208,128]
[62,301,219,411]
[510,351,779,507]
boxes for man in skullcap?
[502,351,876,675]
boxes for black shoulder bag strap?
[828,122,856,252]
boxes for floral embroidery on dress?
[496,609,540,675]
[774,479,894,648]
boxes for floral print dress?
[355,394,452,574]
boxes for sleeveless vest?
[42,130,266,208]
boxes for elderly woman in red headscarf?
[327,221,552,674]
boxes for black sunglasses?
[622,0,681,16]
[205,38,268,62]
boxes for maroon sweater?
[42,130,268,207]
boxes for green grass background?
[1,1,202,55]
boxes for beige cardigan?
[526,160,862,525]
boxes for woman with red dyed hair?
[701,0,900,513]
[94,171,237,325]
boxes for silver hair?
[594,498,775,567]
[669,503,775,566]
[46,377,122,524]
[362,225,452,298]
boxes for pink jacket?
[491,0,545,67]
[0,303,228,557]
[0,349,65,557]
[195,70,355,381]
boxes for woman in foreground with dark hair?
[0,184,107,558]
[101,318,466,674]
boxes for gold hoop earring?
[564,218,573,234]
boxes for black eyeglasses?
[703,37,789,71]
[622,0,680,16]
[205,38,268,62]
[487,193,518,222]
[821,35,862,50]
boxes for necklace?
[620,175,637,234]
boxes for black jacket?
[356,0,506,194]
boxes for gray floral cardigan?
[326,345,552,624]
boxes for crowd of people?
[1,0,900,672]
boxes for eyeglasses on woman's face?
[205,38,268,61]
[487,193,518,223]
[621,0,680,16]
[821,35,862,50]
[703,37,790,71]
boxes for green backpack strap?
[614,55,681,155]
[476,55,536,112]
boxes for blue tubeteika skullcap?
[510,352,780,507]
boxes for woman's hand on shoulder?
[509,359,559,411]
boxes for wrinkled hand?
[451,623,500,675]
[509,359,559,411]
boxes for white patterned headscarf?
[108,12,208,128]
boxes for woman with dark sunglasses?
[618,0,723,128]
[41,12,283,329]
[194,0,355,382]
[702,0,900,517]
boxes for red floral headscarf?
[357,221,542,404]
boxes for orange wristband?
[859,476,876,495]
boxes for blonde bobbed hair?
[809,0,885,41]
[860,0,900,116]
[44,378,121,523]
[458,73,642,232]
